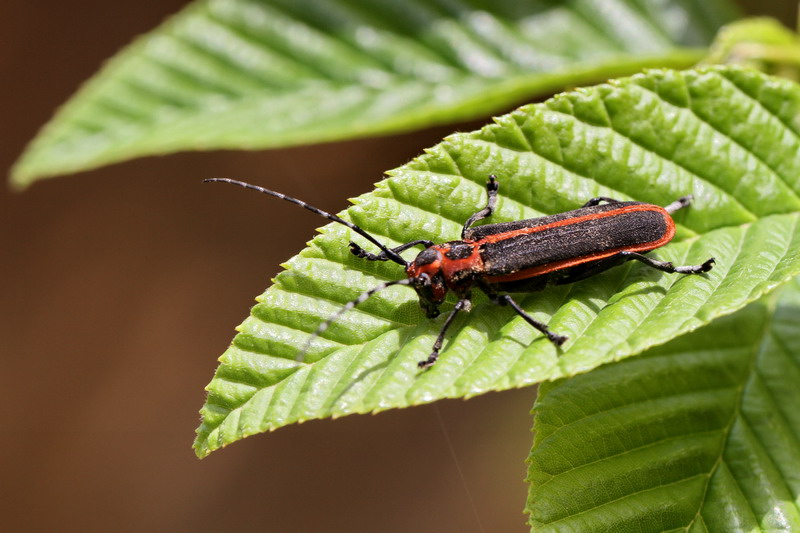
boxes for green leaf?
[194,66,800,457]
[11,0,739,187]
[526,276,800,531]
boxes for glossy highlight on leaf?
[10,0,738,187]
[194,67,800,457]
[526,277,800,531]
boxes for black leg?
[584,195,694,214]
[350,239,434,262]
[581,197,622,208]
[495,294,567,346]
[664,195,693,214]
[418,299,471,369]
[618,251,715,274]
[461,175,499,239]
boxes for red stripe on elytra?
[483,205,675,283]
[476,204,672,245]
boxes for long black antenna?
[204,178,407,266]
[297,278,415,362]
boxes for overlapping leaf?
[194,67,800,457]
[11,0,738,187]
[526,276,800,531]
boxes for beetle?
[206,176,715,369]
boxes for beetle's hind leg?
[461,175,499,239]
[664,195,693,214]
[583,195,693,214]
[618,251,715,274]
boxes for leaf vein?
[546,108,759,221]
[635,82,800,204]
[533,427,728,494]
[539,472,709,527]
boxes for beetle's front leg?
[349,240,434,262]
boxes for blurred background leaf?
[704,16,800,82]
[11,0,739,187]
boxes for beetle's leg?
[418,298,472,369]
[350,240,434,262]
[584,195,694,213]
[493,294,567,346]
[618,251,715,274]
[664,195,693,214]
[461,175,499,239]
[581,197,622,208]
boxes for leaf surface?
[195,67,800,457]
[11,0,738,186]
[526,276,800,531]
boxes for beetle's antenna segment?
[296,278,415,362]
[204,178,408,266]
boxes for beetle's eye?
[415,273,431,288]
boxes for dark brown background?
[1,1,793,532]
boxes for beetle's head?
[406,247,447,318]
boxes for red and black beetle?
[206,176,715,368]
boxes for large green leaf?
[526,276,800,531]
[11,0,738,187]
[194,67,800,457]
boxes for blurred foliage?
[11,0,738,187]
